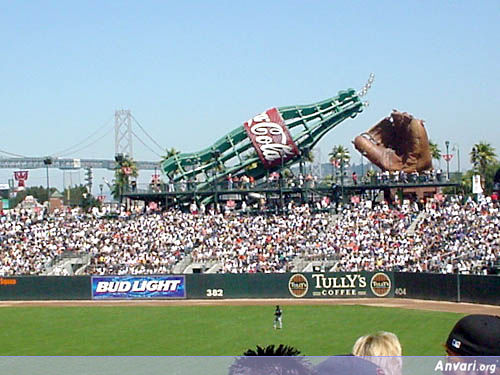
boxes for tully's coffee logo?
[288,274,308,298]
[370,273,391,297]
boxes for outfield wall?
[0,273,498,305]
[0,276,90,300]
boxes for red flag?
[442,154,453,162]
[122,167,132,175]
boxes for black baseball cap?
[446,314,500,356]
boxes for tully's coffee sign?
[288,272,393,298]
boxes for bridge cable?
[131,131,163,158]
[0,149,28,158]
[130,115,165,153]
[57,126,114,157]
[52,115,114,157]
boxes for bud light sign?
[92,276,186,299]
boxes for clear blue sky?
[1,1,499,191]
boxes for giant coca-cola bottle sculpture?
[162,75,373,192]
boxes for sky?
[1,1,499,193]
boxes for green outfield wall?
[0,276,90,300]
[185,272,394,299]
[0,273,498,305]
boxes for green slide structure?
[161,75,373,192]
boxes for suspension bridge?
[0,110,162,171]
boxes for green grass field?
[0,305,463,356]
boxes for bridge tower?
[114,110,133,158]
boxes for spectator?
[0,195,498,276]
[315,356,382,375]
[353,331,402,375]
[445,315,500,357]
[228,344,313,375]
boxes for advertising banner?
[0,276,91,300]
[91,275,186,299]
[186,272,394,299]
[243,108,300,169]
[288,272,394,298]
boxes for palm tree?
[162,147,180,161]
[329,145,350,176]
[329,145,351,165]
[329,145,350,193]
[304,150,314,163]
[113,154,138,200]
[470,142,497,182]
[162,147,181,180]
[429,140,442,167]
[299,148,314,175]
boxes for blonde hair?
[352,331,403,375]
[352,331,402,356]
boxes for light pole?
[212,150,221,205]
[452,143,460,174]
[445,141,450,180]
[280,152,284,212]
[340,156,345,203]
[361,155,364,181]
[115,153,124,204]
[43,157,53,214]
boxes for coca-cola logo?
[243,109,299,168]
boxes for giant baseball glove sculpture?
[353,110,432,172]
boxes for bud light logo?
[92,276,186,299]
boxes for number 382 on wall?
[206,289,224,297]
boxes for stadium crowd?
[0,195,498,276]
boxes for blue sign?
[91,275,186,299]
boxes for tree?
[483,161,500,194]
[470,142,497,182]
[329,145,351,177]
[329,145,351,165]
[113,154,138,200]
[429,140,442,167]
[303,150,314,164]
[63,185,101,209]
[162,147,181,180]
[9,186,55,208]
[162,147,180,161]
[298,148,315,175]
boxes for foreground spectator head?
[228,344,313,375]
[352,331,402,356]
[445,315,500,356]
[352,331,402,375]
[315,356,382,375]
